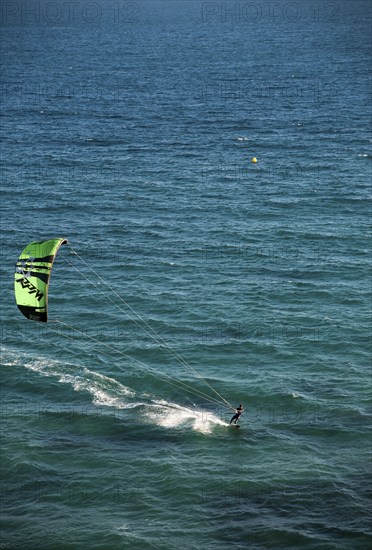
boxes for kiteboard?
[229,424,240,428]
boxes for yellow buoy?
[251,157,257,163]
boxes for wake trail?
[12,351,226,433]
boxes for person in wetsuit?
[230,403,244,424]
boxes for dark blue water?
[1,1,371,548]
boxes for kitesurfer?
[230,403,244,424]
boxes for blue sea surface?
[1,1,371,548]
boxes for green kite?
[14,238,67,322]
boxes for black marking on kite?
[15,277,45,301]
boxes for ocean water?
[1,0,371,548]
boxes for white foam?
[145,399,226,434]
[23,357,135,409]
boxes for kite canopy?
[14,238,68,322]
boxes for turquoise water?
[1,1,371,548]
